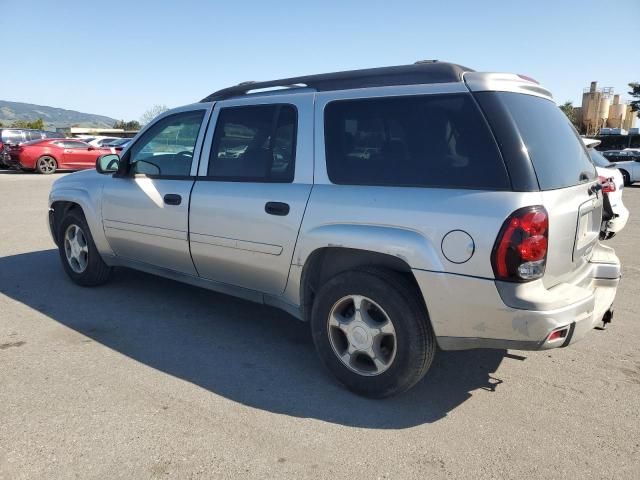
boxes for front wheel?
[58,209,112,286]
[311,268,436,398]
[36,155,57,174]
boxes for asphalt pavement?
[1,170,639,479]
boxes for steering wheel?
[175,150,193,160]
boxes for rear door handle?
[265,201,290,216]
[164,194,182,205]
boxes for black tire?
[620,170,631,187]
[35,155,57,174]
[310,268,436,398]
[57,209,112,286]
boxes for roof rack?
[200,61,473,102]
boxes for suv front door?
[189,96,313,294]
[102,107,210,274]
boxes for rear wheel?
[620,169,631,186]
[36,155,57,174]
[310,268,436,398]
[58,209,112,286]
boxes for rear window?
[324,94,510,190]
[493,93,596,190]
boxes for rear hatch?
[476,90,601,289]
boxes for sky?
[2,0,638,121]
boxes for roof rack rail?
[200,61,473,102]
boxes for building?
[55,127,138,138]
[579,81,637,135]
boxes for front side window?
[324,94,509,189]
[208,104,297,182]
[129,110,205,176]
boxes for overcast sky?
[3,0,638,120]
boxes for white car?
[583,139,629,238]
[79,136,123,147]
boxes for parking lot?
[1,170,639,479]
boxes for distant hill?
[0,100,117,129]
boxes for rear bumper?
[413,244,620,351]
[607,202,629,234]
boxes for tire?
[35,155,57,174]
[620,170,631,187]
[310,268,436,398]
[57,209,112,286]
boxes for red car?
[7,139,111,174]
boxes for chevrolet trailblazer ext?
[48,61,620,397]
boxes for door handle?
[163,194,182,205]
[265,201,290,216]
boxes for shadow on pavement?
[0,249,510,428]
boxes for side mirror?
[88,145,95,151]
[96,154,120,174]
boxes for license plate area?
[574,198,602,262]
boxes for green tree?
[140,105,169,126]
[113,119,141,131]
[10,118,45,129]
[629,82,640,119]
[559,101,580,129]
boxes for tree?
[140,105,169,126]
[629,82,640,119]
[559,101,580,129]
[113,119,141,131]
[10,118,45,129]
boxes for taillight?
[598,175,616,194]
[491,206,549,282]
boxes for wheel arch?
[299,246,428,324]
[49,188,113,256]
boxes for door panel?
[189,182,312,294]
[101,106,211,273]
[189,94,314,295]
[102,177,197,273]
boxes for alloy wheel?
[327,295,397,376]
[64,224,89,273]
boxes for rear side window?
[208,104,297,182]
[324,94,509,189]
[490,92,596,190]
[27,131,44,141]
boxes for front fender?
[49,178,113,257]
[293,223,443,271]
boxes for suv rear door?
[189,94,313,295]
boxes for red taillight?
[492,206,549,282]
[598,175,616,194]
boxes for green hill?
[0,100,117,129]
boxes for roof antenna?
[414,59,439,64]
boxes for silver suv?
[48,62,621,397]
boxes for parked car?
[80,136,123,147]
[48,62,620,397]
[602,151,640,185]
[583,139,629,239]
[8,138,110,174]
[102,138,132,153]
[0,128,64,168]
